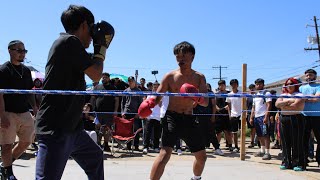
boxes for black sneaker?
[190,177,201,180]
[228,147,234,152]
[31,143,38,151]
[0,166,17,180]
[248,143,255,148]
[271,144,280,149]
[233,147,240,153]
[103,145,111,152]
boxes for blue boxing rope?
[80,110,320,116]
[1,89,320,99]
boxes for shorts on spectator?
[254,115,269,137]
[230,116,241,133]
[214,115,231,133]
[0,111,35,144]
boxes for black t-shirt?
[82,113,96,131]
[0,61,33,113]
[35,33,94,135]
[193,90,214,115]
[246,97,253,114]
[94,83,117,112]
[215,90,230,114]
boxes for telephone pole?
[305,16,320,60]
[212,66,227,81]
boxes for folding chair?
[110,116,143,155]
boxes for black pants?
[280,114,306,168]
[304,116,320,164]
[36,131,104,180]
[199,115,220,150]
[143,119,161,149]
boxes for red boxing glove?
[138,98,156,118]
[180,83,199,102]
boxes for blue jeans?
[35,130,104,180]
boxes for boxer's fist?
[180,83,200,102]
[138,98,156,118]
[92,20,115,60]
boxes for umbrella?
[31,71,45,81]
[109,73,129,83]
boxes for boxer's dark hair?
[61,5,94,33]
[173,41,195,55]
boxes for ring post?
[240,63,247,160]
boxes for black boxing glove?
[92,20,115,60]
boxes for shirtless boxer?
[138,41,209,180]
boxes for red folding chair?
[110,116,143,155]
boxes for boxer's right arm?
[138,74,170,118]
[85,20,115,82]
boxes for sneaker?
[279,165,287,170]
[214,149,224,156]
[307,157,314,162]
[190,177,201,180]
[154,148,160,153]
[293,166,305,171]
[142,148,148,154]
[31,143,38,151]
[104,145,111,152]
[8,175,18,180]
[262,153,271,160]
[233,147,240,153]
[248,144,255,148]
[0,166,17,180]
[177,149,182,156]
[271,144,280,149]
[279,162,290,170]
[254,151,265,157]
[228,147,234,152]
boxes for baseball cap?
[128,76,135,81]
[8,40,24,49]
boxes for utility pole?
[212,66,227,81]
[305,16,320,60]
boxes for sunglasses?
[11,49,28,54]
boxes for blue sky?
[1,1,320,89]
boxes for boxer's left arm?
[153,73,171,105]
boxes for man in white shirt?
[226,79,242,153]
[250,78,272,160]
[143,81,162,154]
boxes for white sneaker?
[154,148,160,153]
[214,149,224,156]
[177,149,182,156]
[143,148,148,154]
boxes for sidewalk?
[9,145,320,180]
